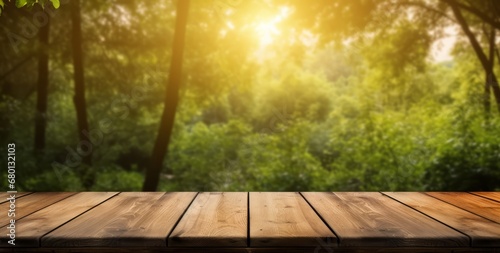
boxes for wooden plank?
[302,192,469,248]
[249,192,337,247]
[384,192,500,247]
[42,192,197,247]
[0,192,32,204]
[0,247,481,253]
[0,192,117,247]
[169,192,247,247]
[427,192,500,224]
[0,192,76,226]
[471,192,500,203]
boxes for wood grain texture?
[169,192,247,247]
[0,192,76,226]
[0,192,31,204]
[42,192,197,247]
[0,192,497,252]
[471,192,500,203]
[2,247,489,253]
[0,192,117,247]
[302,192,469,247]
[250,192,337,247]
[384,192,500,247]
[426,192,500,224]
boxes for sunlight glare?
[254,7,290,47]
[255,22,280,46]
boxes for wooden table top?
[0,192,499,252]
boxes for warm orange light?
[253,7,290,47]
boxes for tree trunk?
[71,0,93,187]
[34,14,50,154]
[449,2,500,112]
[143,0,190,191]
[484,26,495,116]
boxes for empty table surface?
[0,192,499,252]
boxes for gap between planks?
[0,192,33,204]
[0,192,77,227]
[165,192,200,247]
[425,192,500,224]
[42,192,198,247]
[301,192,469,247]
[299,192,341,246]
[381,192,473,247]
[383,192,500,247]
[469,192,500,203]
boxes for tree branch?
[449,2,500,112]
[396,0,454,22]
[443,0,500,30]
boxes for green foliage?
[324,108,434,191]
[17,0,58,8]
[424,94,500,191]
[0,0,59,15]
[425,119,500,191]
[92,168,144,191]
[244,120,329,191]
[24,170,84,191]
[14,0,58,8]
[15,0,26,8]
[50,0,58,8]
[166,120,252,191]
[253,70,333,127]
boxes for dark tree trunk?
[484,27,495,116]
[449,2,500,113]
[34,15,50,154]
[143,0,190,191]
[71,0,93,187]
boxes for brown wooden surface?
[6,247,500,253]
[0,192,117,247]
[0,192,498,252]
[384,192,500,247]
[471,192,500,203]
[42,192,197,247]
[0,192,75,227]
[249,192,337,247]
[426,192,500,223]
[169,192,247,247]
[0,192,32,204]
[302,192,469,247]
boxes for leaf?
[0,0,4,15]
[50,0,59,8]
[15,0,27,8]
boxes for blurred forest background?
[0,0,499,191]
